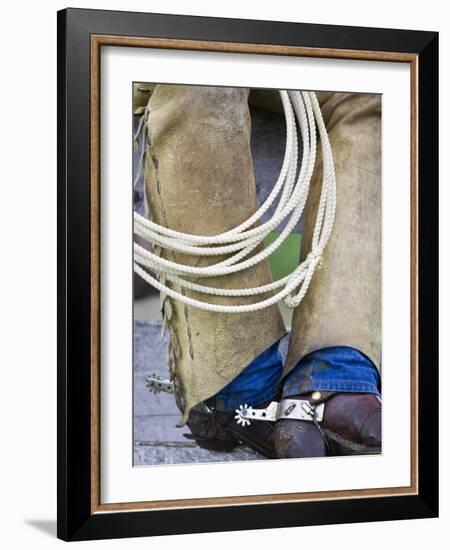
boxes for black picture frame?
[57,7,438,541]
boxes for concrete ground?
[133,320,263,465]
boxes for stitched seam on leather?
[146,111,195,394]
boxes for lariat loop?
[133,91,336,314]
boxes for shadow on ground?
[24,519,56,538]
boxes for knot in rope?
[307,249,324,269]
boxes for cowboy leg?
[143,84,286,430]
[275,92,382,458]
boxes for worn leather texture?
[143,85,286,426]
[284,92,382,375]
[133,82,155,115]
[274,391,381,458]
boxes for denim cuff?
[213,338,285,411]
[281,346,381,398]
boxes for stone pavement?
[133,320,264,465]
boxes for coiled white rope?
[133,90,336,313]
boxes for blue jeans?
[213,339,284,410]
[214,339,381,411]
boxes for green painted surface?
[265,231,302,281]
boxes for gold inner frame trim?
[90,34,419,514]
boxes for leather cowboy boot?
[214,397,279,459]
[183,396,280,458]
[182,336,285,458]
[183,404,240,453]
[142,84,285,429]
[274,92,382,458]
[275,391,381,458]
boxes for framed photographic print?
[57,8,439,541]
